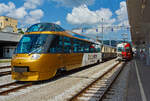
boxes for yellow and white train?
[11,23,116,81]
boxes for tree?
[18,28,24,34]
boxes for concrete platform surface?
[126,59,150,101]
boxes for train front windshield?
[15,34,56,54]
[117,47,125,52]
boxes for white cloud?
[29,9,44,18]
[24,9,44,25]
[54,21,61,25]
[115,1,128,22]
[7,7,27,19]
[0,2,15,15]
[0,1,44,26]
[52,0,95,8]
[24,0,43,9]
[118,20,129,26]
[67,5,115,25]
[0,2,27,19]
[115,1,130,32]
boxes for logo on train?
[88,54,97,60]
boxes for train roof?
[117,42,131,47]
[25,23,99,44]
[26,23,65,32]
[102,44,116,48]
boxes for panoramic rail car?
[117,42,133,61]
[11,23,116,81]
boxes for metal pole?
[96,31,98,41]
[102,18,103,44]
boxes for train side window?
[84,42,90,53]
[57,36,63,53]
[73,39,85,53]
[95,44,101,53]
[79,40,84,53]
[73,39,79,53]
[49,36,63,53]
[89,43,95,53]
[64,36,72,53]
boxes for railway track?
[0,66,11,77]
[0,81,33,95]
[0,66,11,69]
[0,71,11,77]
[69,61,126,101]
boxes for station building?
[0,16,18,33]
[0,31,22,58]
[0,16,22,58]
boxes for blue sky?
[0,0,131,41]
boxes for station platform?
[126,58,150,101]
[0,59,11,62]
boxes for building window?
[5,18,8,21]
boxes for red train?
[117,42,133,61]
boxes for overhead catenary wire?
[70,0,131,43]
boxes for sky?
[0,0,131,41]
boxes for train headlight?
[31,54,41,60]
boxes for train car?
[117,42,133,61]
[101,45,117,61]
[11,23,104,81]
[11,23,117,81]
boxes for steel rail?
[0,82,18,88]
[0,82,33,95]
[0,71,11,77]
[0,66,11,69]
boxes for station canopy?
[127,0,150,46]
